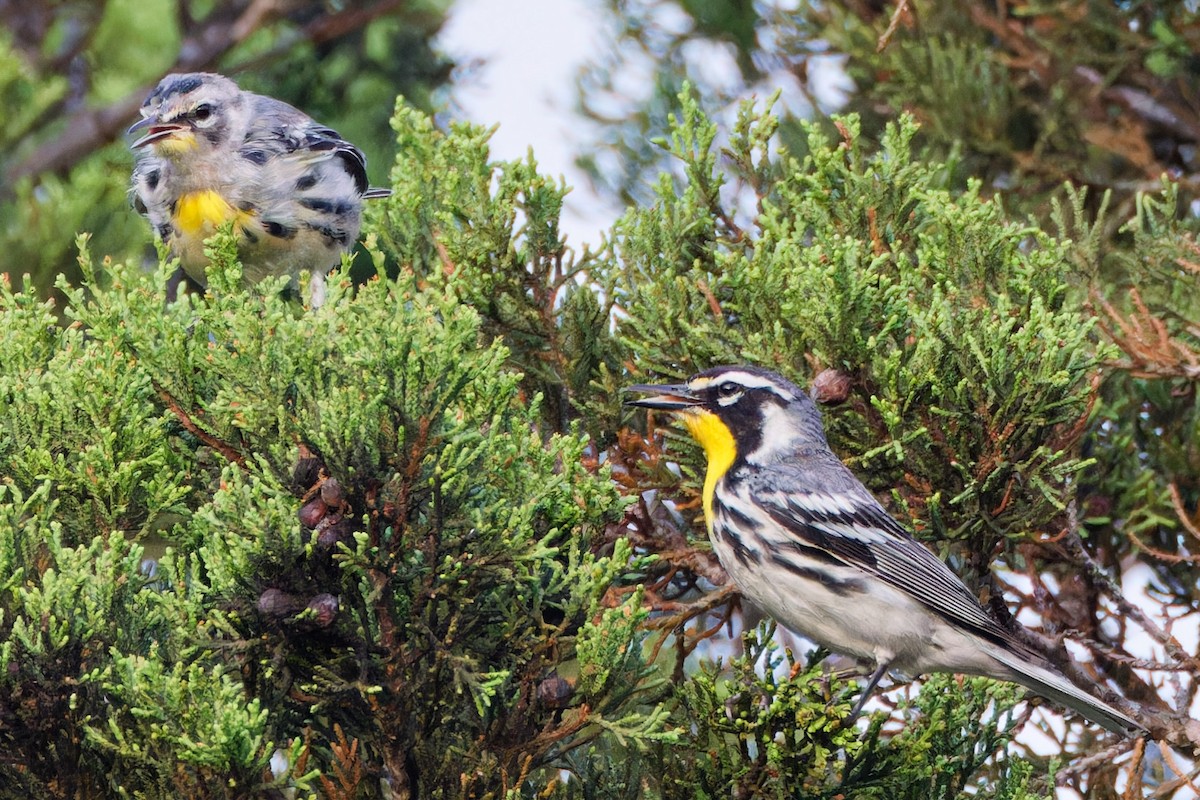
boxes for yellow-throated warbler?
[627,365,1144,735]
[129,72,390,306]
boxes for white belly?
[716,539,938,668]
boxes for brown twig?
[647,584,738,633]
[644,587,739,668]
[1064,530,1200,675]
[1168,483,1200,547]
[866,206,887,255]
[153,381,246,466]
[1053,739,1137,786]
[876,0,912,53]
[696,279,723,322]
[318,723,363,800]
[1126,527,1200,565]
[1149,749,1200,799]
[1121,736,1147,800]
[1094,288,1200,380]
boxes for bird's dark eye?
[718,382,741,397]
[192,104,213,122]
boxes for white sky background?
[437,0,852,248]
[438,0,621,251]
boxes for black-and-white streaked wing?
[752,480,1017,647]
[242,95,375,195]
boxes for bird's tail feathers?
[987,646,1144,736]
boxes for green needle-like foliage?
[607,93,1111,572]
[2,91,1184,798]
[0,228,663,796]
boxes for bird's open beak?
[128,116,187,149]
[623,382,700,410]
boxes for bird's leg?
[165,265,186,304]
[846,660,891,724]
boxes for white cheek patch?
[746,402,799,463]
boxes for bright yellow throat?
[679,409,737,530]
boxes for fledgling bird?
[129,72,390,306]
[626,364,1145,736]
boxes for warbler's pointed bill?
[127,115,158,135]
[131,124,189,149]
[624,383,701,410]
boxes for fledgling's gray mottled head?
[128,73,246,157]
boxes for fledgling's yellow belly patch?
[174,190,243,237]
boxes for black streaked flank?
[263,220,296,239]
[304,222,348,246]
[767,554,866,597]
[713,523,761,567]
[769,494,1014,646]
[770,538,845,567]
[712,494,764,566]
[299,197,352,216]
[716,500,763,535]
[144,169,160,190]
[240,149,269,165]
[295,174,318,191]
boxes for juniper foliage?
[0,232,663,796]
[0,93,1185,799]
[603,94,1109,575]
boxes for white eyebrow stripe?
[689,370,793,398]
